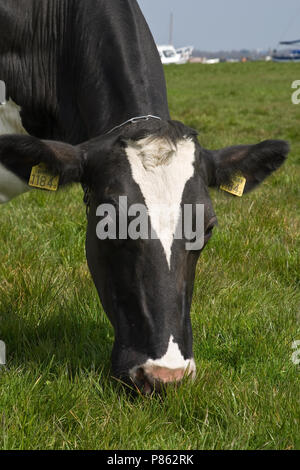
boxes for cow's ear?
[0,134,84,186]
[203,140,289,193]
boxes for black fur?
[203,139,289,192]
[0,134,83,185]
[0,0,170,143]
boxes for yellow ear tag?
[220,174,246,197]
[29,164,59,191]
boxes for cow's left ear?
[202,139,289,193]
[0,134,84,186]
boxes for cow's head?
[0,120,289,393]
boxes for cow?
[0,0,289,393]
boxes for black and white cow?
[0,0,289,393]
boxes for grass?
[0,62,299,450]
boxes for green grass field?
[0,62,299,450]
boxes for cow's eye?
[205,223,214,235]
[204,227,213,243]
[204,217,217,241]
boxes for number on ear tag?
[29,164,59,191]
[220,174,246,197]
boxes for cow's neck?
[56,0,171,142]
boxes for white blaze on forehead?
[125,136,195,268]
[0,99,30,203]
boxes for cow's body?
[0,0,169,142]
[0,1,289,393]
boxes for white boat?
[157,45,184,64]
[272,40,300,62]
[157,45,193,65]
[176,46,194,63]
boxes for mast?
[169,12,173,45]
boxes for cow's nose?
[132,364,195,394]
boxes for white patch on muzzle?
[130,335,196,380]
[125,136,195,269]
[0,99,30,203]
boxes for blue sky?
[137,0,300,51]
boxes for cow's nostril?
[146,366,187,384]
[132,365,193,394]
[134,367,153,394]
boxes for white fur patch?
[130,335,196,380]
[145,335,196,373]
[125,136,195,268]
[0,99,30,203]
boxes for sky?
[137,0,300,51]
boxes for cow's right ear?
[201,139,289,193]
[0,134,85,187]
